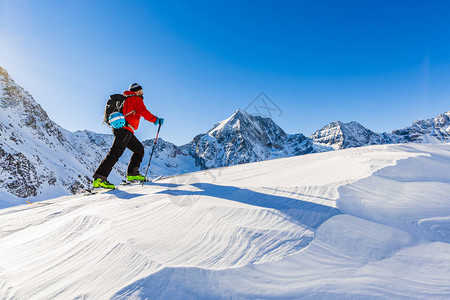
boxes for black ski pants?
[93,128,144,181]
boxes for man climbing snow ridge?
[93,83,164,189]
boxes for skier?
[93,83,164,189]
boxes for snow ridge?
[0,143,448,299]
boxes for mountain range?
[0,66,448,206]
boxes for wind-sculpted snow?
[2,143,447,299]
[111,144,450,299]
[337,143,450,243]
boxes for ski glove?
[154,117,164,126]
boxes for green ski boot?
[127,174,147,182]
[93,178,115,189]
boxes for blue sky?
[1,0,449,145]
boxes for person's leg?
[126,134,145,176]
[93,129,133,180]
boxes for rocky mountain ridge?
[185,109,316,169]
[310,113,450,149]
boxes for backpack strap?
[124,110,135,117]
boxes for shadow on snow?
[157,182,341,230]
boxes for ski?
[121,175,164,185]
[78,187,117,196]
[26,200,55,206]
[120,179,148,186]
[152,175,164,182]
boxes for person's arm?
[133,97,157,123]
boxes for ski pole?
[143,122,162,186]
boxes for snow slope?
[0,143,449,299]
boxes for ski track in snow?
[0,144,449,299]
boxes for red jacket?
[122,90,157,133]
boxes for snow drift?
[0,143,449,299]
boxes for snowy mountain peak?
[232,108,250,118]
[0,67,47,120]
[0,67,71,200]
[209,109,253,136]
[188,110,313,169]
[433,111,450,128]
[310,120,391,149]
[392,111,450,143]
[311,111,450,148]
